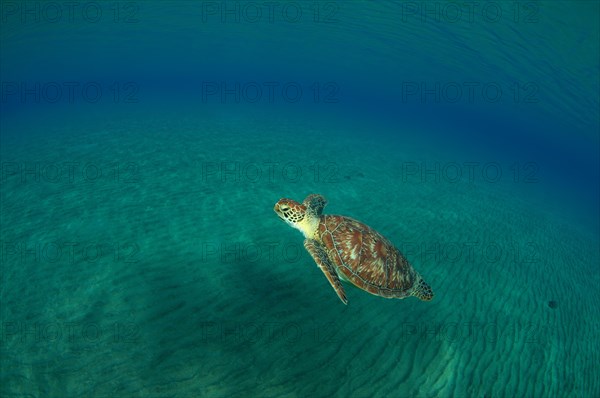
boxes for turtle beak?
[274,203,291,223]
[274,203,284,219]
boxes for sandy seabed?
[1,113,598,397]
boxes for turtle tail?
[413,277,434,301]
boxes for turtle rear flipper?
[304,239,348,305]
[412,277,434,301]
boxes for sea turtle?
[274,194,434,304]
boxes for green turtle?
[274,194,434,304]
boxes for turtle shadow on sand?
[229,256,331,311]
[139,255,305,396]
[136,256,243,370]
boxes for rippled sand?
[1,112,598,397]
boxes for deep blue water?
[1,1,599,397]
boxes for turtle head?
[274,198,306,225]
[274,197,318,238]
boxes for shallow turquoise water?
[1,1,599,397]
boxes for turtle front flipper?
[302,194,327,216]
[304,239,348,305]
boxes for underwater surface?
[1,1,599,397]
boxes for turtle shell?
[317,215,418,298]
